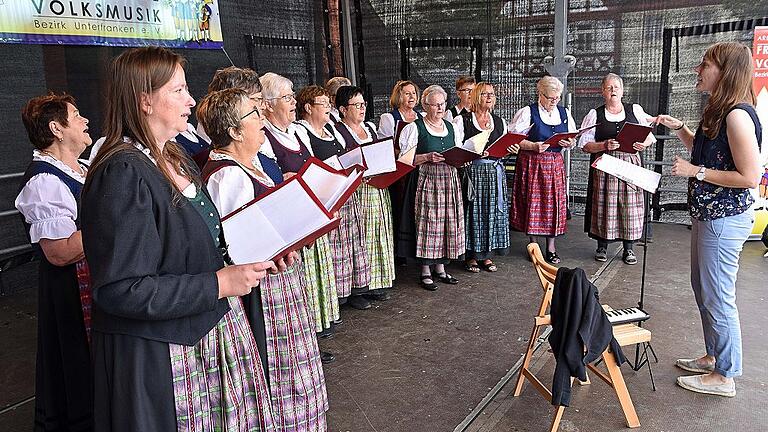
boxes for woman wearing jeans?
[656,42,762,397]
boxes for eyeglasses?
[269,93,295,103]
[240,107,261,120]
[457,88,473,93]
[346,101,367,109]
[539,93,560,102]
[311,101,332,108]
[480,92,496,98]
[249,95,266,107]
[424,102,447,107]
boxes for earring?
[59,137,63,142]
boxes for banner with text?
[0,0,223,49]
[753,27,767,225]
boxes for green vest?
[415,118,456,154]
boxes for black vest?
[594,104,638,142]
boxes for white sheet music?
[463,129,491,154]
[222,181,332,263]
[323,155,343,171]
[361,139,397,176]
[593,154,661,193]
[338,147,364,170]
[302,163,361,211]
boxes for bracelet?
[673,122,685,131]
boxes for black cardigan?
[81,148,229,346]
[548,267,626,407]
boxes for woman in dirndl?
[16,94,93,432]
[453,82,517,273]
[198,88,328,431]
[81,46,276,431]
[578,73,655,265]
[444,75,475,122]
[260,73,342,333]
[295,85,372,318]
[509,76,577,264]
[335,85,396,306]
[398,85,466,290]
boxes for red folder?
[296,157,364,214]
[543,123,598,147]
[485,132,528,158]
[366,160,416,189]
[220,165,343,263]
[615,123,653,153]
[441,146,482,167]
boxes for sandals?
[434,272,459,284]
[545,251,561,264]
[420,275,438,291]
[465,261,481,273]
[480,260,498,272]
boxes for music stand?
[591,153,660,390]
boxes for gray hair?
[259,72,293,101]
[536,76,564,95]
[421,85,447,108]
[325,76,352,95]
[601,73,624,88]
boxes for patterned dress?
[263,120,340,330]
[203,153,328,432]
[336,121,396,290]
[457,112,510,260]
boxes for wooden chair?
[512,242,650,431]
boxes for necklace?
[425,118,444,130]
[606,104,623,115]
[476,112,492,129]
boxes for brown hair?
[469,82,495,112]
[389,80,420,109]
[700,42,756,139]
[90,46,199,196]
[21,93,75,150]
[207,66,261,94]
[455,75,475,90]
[296,85,329,119]
[197,88,249,149]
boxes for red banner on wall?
[753,27,768,211]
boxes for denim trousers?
[690,208,753,377]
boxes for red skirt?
[509,150,567,236]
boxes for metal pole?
[340,0,357,85]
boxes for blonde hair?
[469,82,495,112]
[700,42,756,139]
[389,80,420,109]
[197,88,250,149]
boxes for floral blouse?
[688,104,762,221]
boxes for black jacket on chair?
[548,267,626,406]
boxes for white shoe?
[676,374,735,397]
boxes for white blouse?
[377,110,424,140]
[337,121,378,148]
[399,119,465,157]
[15,150,87,243]
[577,104,657,148]
[205,151,273,217]
[295,120,347,149]
[510,104,577,135]
[450,112,508,143]
[263,119,313,159]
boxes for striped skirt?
[301,235,339,333]
[357,183,396,290]
[327,194,371,298]
[509,151,567,236]
[169,297,275,432]
[465,161,510,259]
[589,151,645,241]
[261,263,328,432]
[414,163,466,260]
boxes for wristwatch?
[695,166,706,181]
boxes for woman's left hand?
[558,138,575,148]
[632,141,648,151]
[506,144,520,154]
[671,155,698,177]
